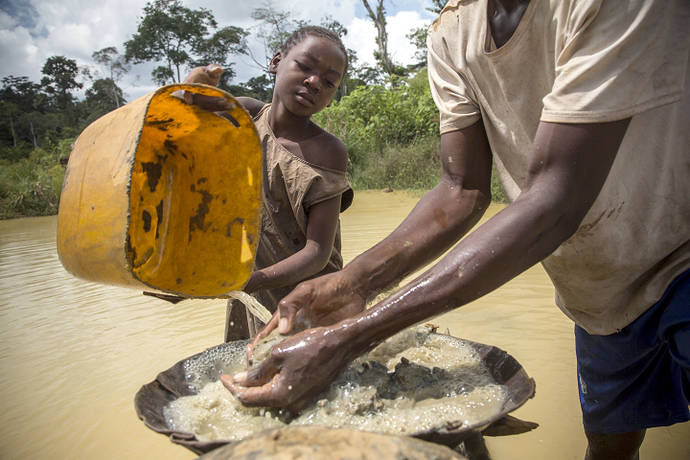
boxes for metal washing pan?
[135,332,537,456]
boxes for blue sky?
[0,0,438,101]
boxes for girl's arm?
[242,195,342,294]
[234,97,266,118]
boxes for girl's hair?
[280,26,349,74]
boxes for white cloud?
[0,25,41,79]
[0,0,142,83]
[387,10,429,64]
[343,9,430,69]
[345,17,377,66]
[0,0,432,101]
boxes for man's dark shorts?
[575,268,690,434]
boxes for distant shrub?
[315,69,507,202]
[0,141,68,219]
[490,165,508,203]
[314,69,438,179]
[351,134,441,190]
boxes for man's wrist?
[341,261,375,302]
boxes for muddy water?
[0,190,687,459]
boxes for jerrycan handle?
[174,85,242,128]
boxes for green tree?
[352,65,383,86]
[92,47,130,108]
[40,56,82,110]
[82,79,125,122]
[320,15,359,99]
[427,0,447,14]
[192,25,248,86]
[0,101,21,148]
[407,26,429,68]
[360,0,407,79]
[314,68,438,163]
[0,76,47,112]
[0,76,50,153]
[226,75,273,101]
[250,1,296,71]
[124,0,246,85]
[248,5,359,97]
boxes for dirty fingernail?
[233,372,247,383]
[279,318,288,333]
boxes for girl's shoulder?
[303,123,347,173]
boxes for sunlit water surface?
[1,190,688,459]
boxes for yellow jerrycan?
[57,84,262,298]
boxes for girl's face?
[270,35,346,117]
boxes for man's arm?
[343,119,630,339]
[262,121,493,335]
[346,122,494,301]
[224,118,630,412]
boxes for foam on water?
[165,327,507,441]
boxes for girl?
[183,26,353,339]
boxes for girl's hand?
[183,64,224,86]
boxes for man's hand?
[277,271,367,333]
[222,325,354,413]
[245,270,366,361]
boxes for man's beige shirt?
[428,0,690,334]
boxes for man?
[223,1,690,458]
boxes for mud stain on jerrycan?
[57,84,262,298]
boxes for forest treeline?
[0,0,505,219]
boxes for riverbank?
[0,131,506,221]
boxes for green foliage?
[314,68,507,202]
[1,76,50,149]
[91,47,129,107]
[407,26,428,68]
[92,47,129,80]
[0,141,68,219]
[84,79,125,119]
[490,164,508,203]
[1,76,48,112]
[41,56,83,110]
[351,134,441,190]
[0,4,508,219]
[248,5,357,99]
[0,143,32,162]
[251,2,295,60]
[314,68,438,171]
[427,0,447,14]
[226,75,274,102]
[193,26,249,86]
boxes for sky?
[0,0,439,101]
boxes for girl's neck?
[268,100,314,142]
